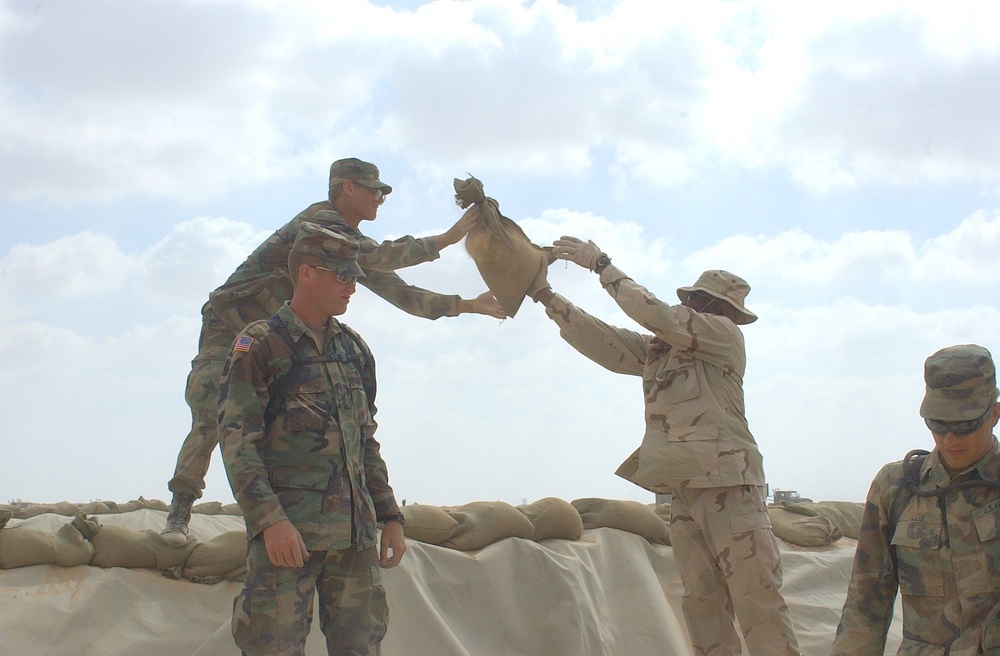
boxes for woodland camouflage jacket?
[218,303,400,552]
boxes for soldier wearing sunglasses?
[831,344,1000,655]
[161,157,505,544]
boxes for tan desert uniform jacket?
[544,265,765,493]
[202,201,459,360]
[831,439,1000,655]
[218,303,400,552]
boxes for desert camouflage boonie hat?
[920,344,998,421]
[328,158,392,195]
[290,222,365,278]
[676,270,758,325]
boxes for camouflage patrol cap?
[920,344,998,421]
[676,270,758,325]
[328,158,392,194]
[290,222,365,278]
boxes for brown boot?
[160,493,195,544]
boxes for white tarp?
[0,508,902,655]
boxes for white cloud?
[5,1,1000,204]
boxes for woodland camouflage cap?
[328,158,392,194]
[920,344,998,421]
[676,270,758,325]
[290,222,365,278]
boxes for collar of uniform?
[276,302,341,347]
[926,437,1000,485]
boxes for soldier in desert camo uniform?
[831,344,1000,655]
[162,157,504,543]
[220,222,405,656]
[527,237,800,656]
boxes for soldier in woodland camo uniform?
[528,237,800,656]
[220,222,406,656]
[162,158,504,543]
[831,344,1000,656]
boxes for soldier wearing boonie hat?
[525,238,801,655]
[832,344,1000,655]
[160,154,503,546]
[220,220,405,656]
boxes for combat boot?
[160,493,195,544]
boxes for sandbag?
[440,501,534,551]
[572,498,670,545]
[164,530,247,584]
[768,506,843,547]
[90,524,197,569]
[517,497,584,542]
[780,501,865,540]
[0,513,98,569]
[399,504,459,545]
[455,176,552,317]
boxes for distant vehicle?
[771,489,813,505]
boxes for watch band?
[381,512,405,526]
[594,255,612,273]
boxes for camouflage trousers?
[233,543,388,656]
[670,485,800,656]
[167,310,233,498]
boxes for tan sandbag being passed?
[454,176,552,317]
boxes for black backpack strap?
[337,323,377,415]
[262,315,309,427]
[262,315,376,426]
[881,449,929,580]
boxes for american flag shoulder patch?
[233,336,254,352]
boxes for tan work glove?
[552,236,605,271]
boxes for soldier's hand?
[262,520,309,568]
[552,236,604,271]
[458,291,506,319]
[438,205,481,248]
[380,520,407,568]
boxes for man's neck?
[332,200,364,230]
[289,298,331,327]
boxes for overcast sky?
[2,0,998,508]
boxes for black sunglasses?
[924,405,994,436]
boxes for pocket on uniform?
[724,502,782,596]
[284,376,330,432]
[891,522,944,596]
[644,357,700,406]
[895,636,946,655]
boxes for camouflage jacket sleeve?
[343,327,400,522]
[596,264,741,368]
[217,322,289,537]
[829,463,901,655]
[356,232,442,273]
[359,268,460,319]
[543,292,649,376]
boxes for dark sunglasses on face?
[924,405,993,436]
[312,266,358,285]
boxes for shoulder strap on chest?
[337,322,377,414]
[262,315,312,426]
[881,449,929,580]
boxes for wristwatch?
[594,255,612,273]
[381,512,405,526]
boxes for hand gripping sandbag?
[454,176,553,317]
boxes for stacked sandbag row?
[767,501,865,547]
[1,498,864,577]
[0,497,243,520]
[0,510,246,583]
[397,497,671,550]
